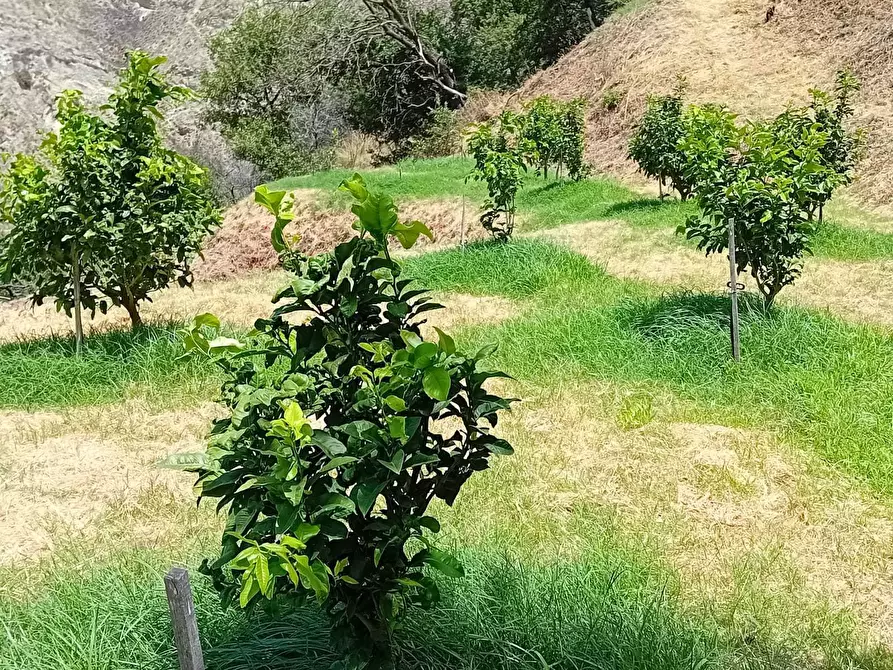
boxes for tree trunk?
[122,292,143,330]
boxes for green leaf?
[384,395,406,412]
[320,456,358,473]
[193,313,221,330]
[353,481,386,516]
[423,367,451,402]
[433,327,456,355]
[378,449,405,474]
[419,547,464,578]
[419,516,441,534]
[312,493,356,519]
[311,432,347,457]
[387,416,406,439]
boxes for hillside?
[0,0,245,154]
[519,0,893,208]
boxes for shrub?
[679,104,843,308]
[467,113,530,242]
[782,68,863,221]
[0,52,220,330]
[189,175,516,667]
[201,2,347,179]
[411,107,462,159]
[628,80,693,200]
[520,96,589,181]
[444,0,617,90]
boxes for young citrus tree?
[467,112,530,242]
[628,80,692,199]
[520,95,589,181]
[780,68,863,222]
[187,175,516,667]
[680,103,842,308]
[0,52,220,332]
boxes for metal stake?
[71,244,84,355]
[727,218,741,362]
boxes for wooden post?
[71,244,84,356]
[164,567,205,670]
[727,219,741,362]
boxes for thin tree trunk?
[122,291,143,330]
[71,244,84,355]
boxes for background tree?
[628,80,693,199]
[201,0,617,171]
[0,52,220,336]
[188,175,515,668]
[201,1,351,178]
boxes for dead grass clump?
[196,192,486,281]
[0,401,220,565]
[473,381,893,646]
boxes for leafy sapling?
[0,52,220,334]
[186,175,517,668]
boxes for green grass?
[405,241,893,495]
[0,325,221,409]
[274,157,893,262]
[403,238,605,300]
[4,532,885,670]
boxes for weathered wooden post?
[164,566,205,670]
[727,218,741,362]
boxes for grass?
[5,529,886,670]
[6,156,893,670]
[274,157,893,262]
[0,325,221,409]
[405,241,893,495]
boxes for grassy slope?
[5,159,893,669]
[273,157,893,262]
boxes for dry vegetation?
[533,220,893,327]
[519,0,893,210]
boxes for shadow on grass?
[617,291,769,341]
[0,324,219,408]
[201,548,893,670]
[203,550,719,670]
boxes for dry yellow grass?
[520,0,893,209]
[443,381,893,646]
[532,220,893,327]
[0,401,220,566]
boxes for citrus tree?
[628,80,692,199]
[520,95,588,181]
[467,112,530,242]
[0,52,220,332]
[187,175,516,667]
[680,104,842,308]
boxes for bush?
[188,175,516,667]
[467,113,531,242]
[678,73,863,309]
[628,80,693,200]
[411,107,462,159]
[680,104,842,308]
[444,0,617,90]
[0,52,220,330]
[521,96,589,181]
[201,2,347,178]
